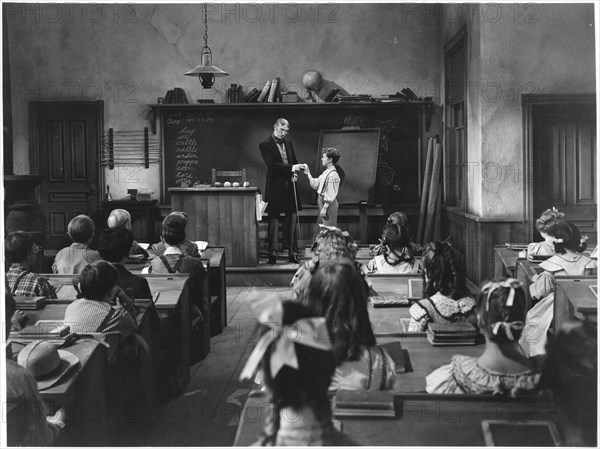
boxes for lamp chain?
[203,3,208,48]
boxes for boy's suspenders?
[159,255,184,273]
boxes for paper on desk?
[138,243,150,250]
[141,266,150,274]
[256,193,268,221]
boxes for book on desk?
[369,296,409,308]
[427,323,477,346]
[11,321,78,346]
[13,295,47,310]
[334,390,396,418]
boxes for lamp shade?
[185,46,228,88]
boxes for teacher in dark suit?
[259,118,304,265]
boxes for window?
[444,30,467,209]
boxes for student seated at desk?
[64,261,138,336]
[152,211,199,258]
[301,259,395,391]
[366,221,421,274]
[291,225,372,298]
[149,213,203,274]
[370,211,423,257]
[427,278,541,397]
[97,228,152,299]
[538,320,597,446]
[53,215,102,274]
[239,297,356,446]
[518,207,565,259]
[5,291,67,446]
[408,241,476,332]
[107,208,149,258]
[521,221,597,357]
[5,231,57,301]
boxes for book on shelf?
[369,295,409,308]
[334,390,396,418]
[324,88,341,102]
[242,88,260,103]
[268,77,279,102]
[257,80,272,102]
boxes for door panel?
[33,104,101,249]
[533,104,597,244]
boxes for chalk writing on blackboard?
[174,126,199,184]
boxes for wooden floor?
[145,286,294,446]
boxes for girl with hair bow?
[521,220,597,356]
[239,295,356,446]
[426,278,541,397]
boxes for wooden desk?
[235,388,566,446]
[203,247,227,333]
[554,278,598,331]
[8,339,109,446]
[170,187,259,267]
[494,245,521,278]
[145,274,191,388]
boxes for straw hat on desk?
[17,340,80,390]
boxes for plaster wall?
[6,3,441,200]
[475,3,594,217]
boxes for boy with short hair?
[53,215,102,274]
[5,231,56,299]
[150,214,203,274]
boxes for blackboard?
[316,129,380,205]
[160,104,422,206]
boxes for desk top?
[494,245,522,274]
[9,339,102,400]
[556,278,598,316]
[169,187,259,193]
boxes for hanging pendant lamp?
[185,4,228,88]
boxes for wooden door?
[31,102,103,249]
[532,103,596,244]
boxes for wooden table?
[170,187,259,266]
[554,278,598,331]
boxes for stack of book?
[225,84,242,103]
[12,321,77,345]
[369,295,409,308]
[426,323,477,346]
[334,390,396,418]
[242,87,261,103]
[336,94,373,103]
[163,87,189,104]
[13,296,46,310]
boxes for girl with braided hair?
[366,222,421,274]
[239,298,356,446]
[302,259,396,392]
[408,241,476,332]
[426,278,541,396]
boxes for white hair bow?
[239,295,331,381]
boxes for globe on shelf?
[232,182,240,187]
[243,181,250,187]
[224,181,231,188]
